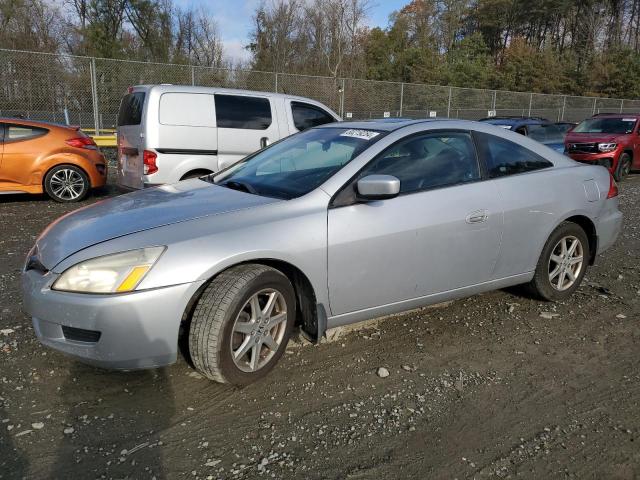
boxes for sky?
[178,0,408,63]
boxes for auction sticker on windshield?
[340,129,380,140]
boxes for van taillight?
[607,173,619,199]
[66,136,98,150]
[143,150,158,175]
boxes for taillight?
[66,136,98,150]
[143,150,158,175]
[607,173,619,199]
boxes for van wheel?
[188,264,296,385]
[615,153,632,182]
[527,222,589,301]
[44,165,90,202]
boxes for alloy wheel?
[230,289,288,372]
[49,169,86,201]
[548,235,584,291]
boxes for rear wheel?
[528,222,589,301]
[188,264,296,385]
[44,165,90,202]
[615,153,631,182]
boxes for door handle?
[466,210,488,224]
[260,137,270,148]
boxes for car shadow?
[48,327,176,478]
[0,396,29,479]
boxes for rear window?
[291,102,335,131]
[117,92,146,126]
[215,94,272,130]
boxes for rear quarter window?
[475,132,553,178]
[3,124,48,142]
[159,93,215,127]
[117,92,146,126]
[215,94,272,130]
[291,102,335,131]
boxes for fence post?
[491,90,497,112]
[620,99,624,113]
[399,82,404,117]
[561,95,566,121]
[528,93,533,116]
[274,72,278,93]
[191,66,195,86]
[447,86,452,118]
[340,78,345,118]
[592,97,597,115]
[89,57,100,135]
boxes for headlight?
[598,143,617,152]
[52,247,165,293]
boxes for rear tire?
[527,222,589,301]
[614,153,631,182]
[188,264,296,385]
[44,165,90,203]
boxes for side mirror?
[356,175,400,201]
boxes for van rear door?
[215,94,281,170]
[116,90,146,189]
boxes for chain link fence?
[1,48,637,133]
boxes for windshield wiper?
[220,180,258,195]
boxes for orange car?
[0,118,107,202]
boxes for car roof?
[479,117,549,127]
[0,117,77,130]
[317,118,456,132]
[590,113,640,118]
[133,84,333,106]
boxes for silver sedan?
[22,120,623,385]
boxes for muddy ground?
[1,166,639,480]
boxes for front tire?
[188,264,296,385]
[44,165,90,202]
[614,153,632,182]
[528,222,589,301]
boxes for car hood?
[565,133,622,144]
[35,179,281,269]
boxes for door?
[117,91,147,189]
[327,131,504,316]
[473,131,558,278]
[215,94,280,170]
[0,123,48,188]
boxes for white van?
[116,85,341,189]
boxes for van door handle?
[260,137,270,148]
[465,210,488,224]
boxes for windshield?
[210,127,383,199]
[573,117,637,134]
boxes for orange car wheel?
[43,165,90,203]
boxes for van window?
[291,102,335,131]
[117,92,146,126]
[215,95,272,130]
[159,93,215,127]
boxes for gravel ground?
[1,166,639,479]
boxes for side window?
[6,125,48,142]
[514,125,527,135]
[291,102,335,131]
[215,94,272,130]
[359,131,480,194]
[476,132,553,178]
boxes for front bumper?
[22,269,205,370]
[566,151,618,172]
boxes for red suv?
[564,113,639,181]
